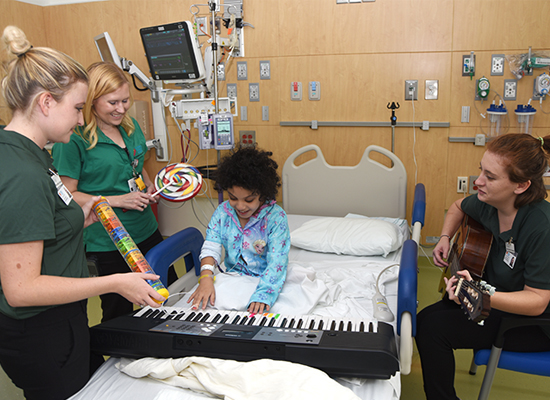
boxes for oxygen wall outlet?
[462,54,476,76]
[217,62,225,81]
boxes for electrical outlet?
[503,79,517,101]
[491,54,505,76]
[249,83,259,102]
[239,130,255,147]
[217,62,225,81]
[462,54,476,76]
[237,61,247,80]
[259,60,270,80]
[457,176,468,193]
[469,175,479,194]
[425,79,438,100]
[196,17,208,36]
[262,106,269,121]
[405,80,418,100]
[227,83,237,99]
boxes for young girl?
[188,145,290,314]
[416,133,550,400]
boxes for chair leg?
[477,345,502,400]
[469,355,478,375]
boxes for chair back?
[145,227,204,287]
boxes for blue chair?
[469,314,550,400]
[145,227,204,288]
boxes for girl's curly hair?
[216,144,280,202]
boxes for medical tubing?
[92,197,169,302]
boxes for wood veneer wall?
[2,0,550,243]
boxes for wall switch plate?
[259,60,270,80]
[308,81,321,100]
[461,106,470,123]
[405,80,418,100]
[291,81,302,101]
[491,54,505,76]
[457,176,468,193]
[240,106,247,121]
[262,105,269,121]
[239,130,255,147]
[503,79,517,101]
[249,83,259,102]
[425,79,438,100]
[237,61,247,80]
[227,83,237,99]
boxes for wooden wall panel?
[3,0,550,243]
[0,1,46,124]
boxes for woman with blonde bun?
[0,26,164,400]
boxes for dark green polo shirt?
[52,119,157,252]
[0,129,88,319]
[461,194,550,311]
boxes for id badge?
[50,171,73,205]
[504,250,517,269]
[128,175,147,193]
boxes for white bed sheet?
[71,214,409,400]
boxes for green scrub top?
[0,129,88,319]
[52,118,158,252]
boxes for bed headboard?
[282,144,407,218]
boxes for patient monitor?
[139,21,206,83]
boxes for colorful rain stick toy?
[92,197,169,303]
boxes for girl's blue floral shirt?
[200,200,290,307]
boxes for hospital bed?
[71,144,425,400]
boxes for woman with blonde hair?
[53,61,169,322]
[0,26,164,400]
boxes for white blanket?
[117,356,361,400]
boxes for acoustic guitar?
[438,216,493,322]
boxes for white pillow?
[290,217,403,257]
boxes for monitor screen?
[139,21,205,83]
[94,32,123,70]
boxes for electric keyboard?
[90,306,399,379]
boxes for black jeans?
[416,299,550,400]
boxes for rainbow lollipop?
[154,163,203,202]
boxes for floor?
[1,256,548,399]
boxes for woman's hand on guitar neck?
[444,270,473,305]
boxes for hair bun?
[2,25,32,57]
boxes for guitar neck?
[455,278,491,323]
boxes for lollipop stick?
[152,176,178,196]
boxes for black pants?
[87,229,176,322]
[416,299,550,400]
[0,301,103,400]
